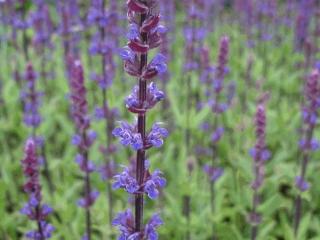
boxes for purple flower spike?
[114,0,167,237]
[20,139,54,238]
[294,70,320,233]
[249,102,269,237]
[68,59,98,238]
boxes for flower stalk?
[294,69,320,235]
[113,0,168,238]
[69,59,99,240]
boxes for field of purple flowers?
[0,0,320,239]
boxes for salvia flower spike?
[87,0,120,225]
[20,139,54,240]
[294,69,320,235]
[113,0,168,238]
[201,36,234,239]
[249,102,270,240]
[202,36,232,185]
[21,63,54,192]
[69,59,99,240]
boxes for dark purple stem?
[36,206,45,240]
[83,146,92,240]
[135,12,148,232]
[251,191,258,240]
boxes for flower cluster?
[113,122,168,150]
[113,0,168,238]
[113,165,166,200]
[20,139,54,239]
[126,82,164,113]
[112,209,163,240]
[248,101,270,240]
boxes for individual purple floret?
[203,165,224,182]
[294,69,320,234]
[69,58,98,240]
[112,166,139,194]
[146,123,169,149]
[112,209,163,240]
[126,82,164,113]
[113,166,166,200]
[20,139,54,239]
[250,102,270,240]
[77,191,100,209]
[112,121,143,150]
[144,170,167,199]
[295,176,310,192]
[144,213,164,240]
[211,127,224,143]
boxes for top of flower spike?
[21,139,41,197]
[69,59,90,131]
